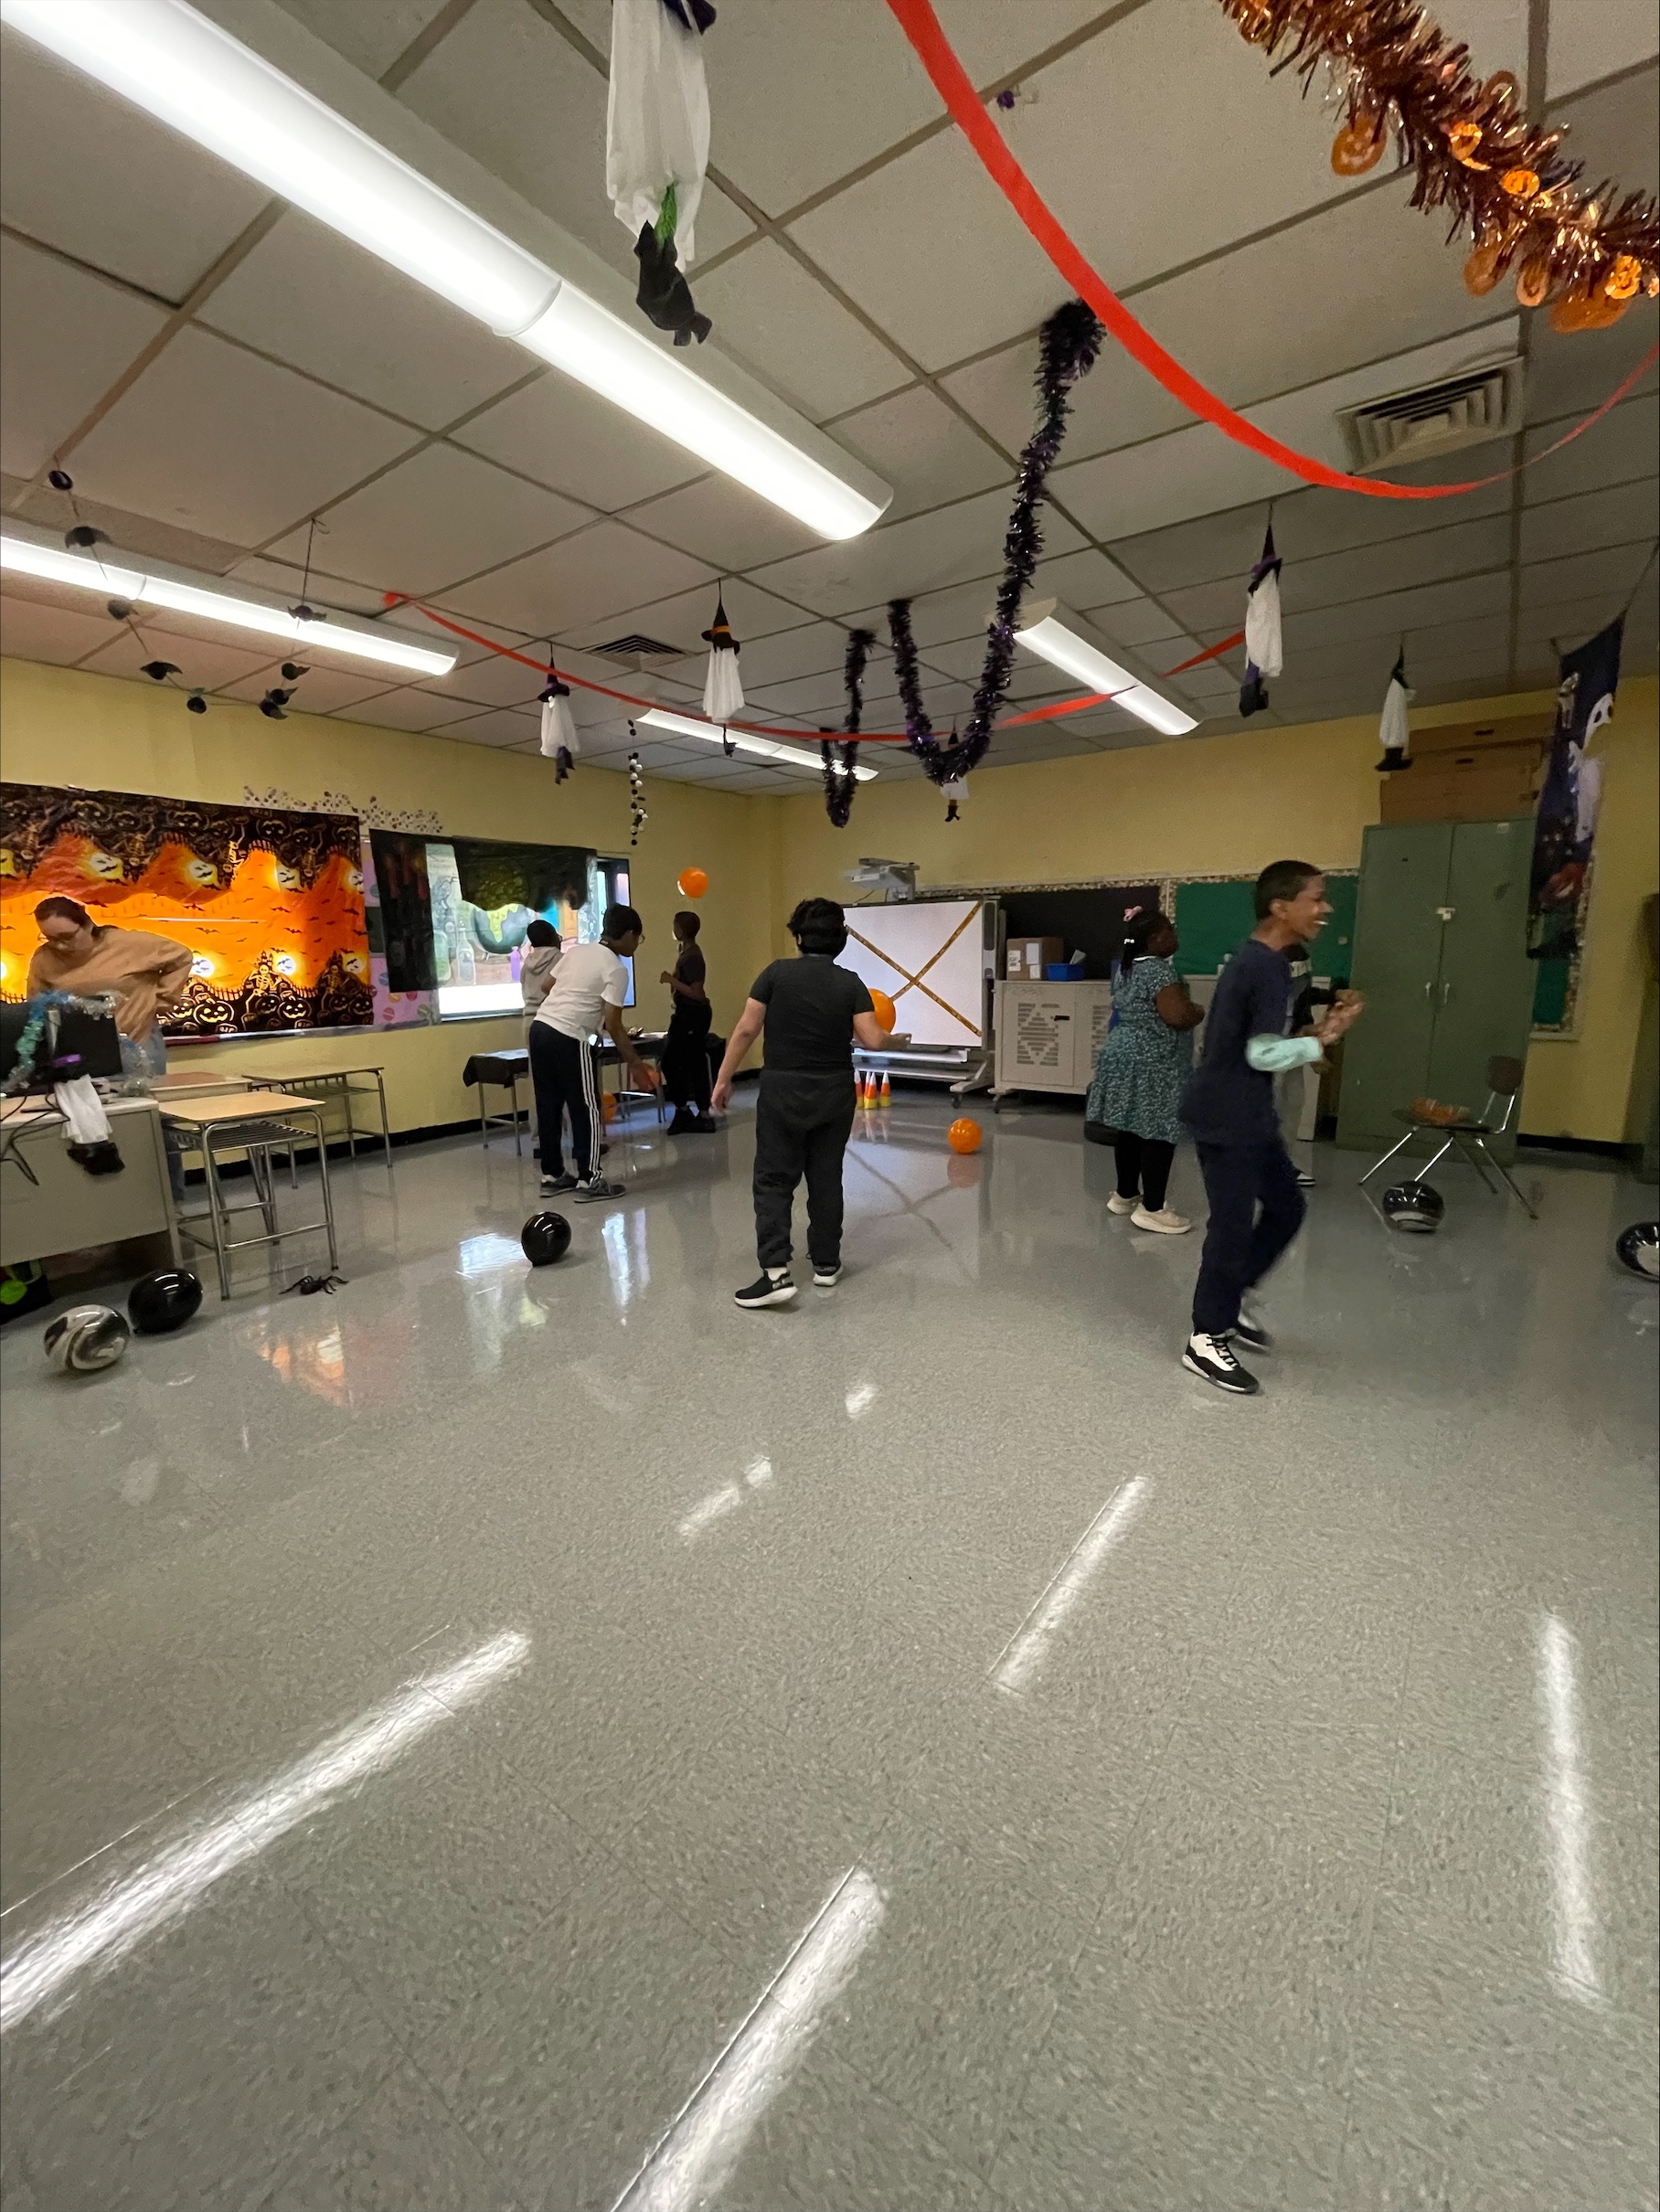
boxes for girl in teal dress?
[1085,910,1205,1233]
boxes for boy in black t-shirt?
[659,910,714,1134]
[711,898,889,1307]
[1179,862,1363,1395]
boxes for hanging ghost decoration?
[1240,524,1282,718]
[700,594,743,723]
[610,0,714,345]
[539,669,579,782]
[1375,648,1414,771]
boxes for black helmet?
[1381,1181,1444,1233]
[1614,1221,1660,1280]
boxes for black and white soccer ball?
[42,1303,131,1373]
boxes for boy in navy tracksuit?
[1179,861,1364,1396]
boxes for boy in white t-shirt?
[530,904,655,1203]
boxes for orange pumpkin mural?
[0,783,371,1033]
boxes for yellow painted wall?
[772,678,1660,1145]
[0,658,778,1133]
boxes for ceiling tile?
[69,326,420,548]
[198,211,532,432]
[692,241,914,423]
[942,335,1192,479]
[1548,1,1657,98]
[1548,60,1659,195]
[1525,312,1660,431]
[446,519,715,633]
[269,0,455,78]
[217,665,399,715]
[450,371,707,511]
[624,476,826,573]
[828,387,1010,521]
[560,579,815,663]
[0,238,169,480]
[440,707,544,747]
[220,557,393,617]
[752,487,1085,616]
[1281,569,1513,652]
[1524,392,1659,504]
[335,686,484,732]
[1519,543,1657,609]
[398,0,750,283]
[78,628,280,693]
[268,442,592,597]
[1086,597,1189,650]
[788,130,1078,373]
[1520,478,1660,566]
[0,594,121,667]
[0,29,271,301]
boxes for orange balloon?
[947,1116,983,1155]
[676,867,708,899]
[601,1094,620,1123]
[869,989,896,1032]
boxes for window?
[430,848,633,1019]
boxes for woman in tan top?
[26,896,193,1085]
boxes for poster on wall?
[1528,617,1622,966]
[0,782,371,1033]
[364,829,438,1028]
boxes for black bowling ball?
[1381,1180,1444,1233]
[521,1211,572,1266]
[1614,1220,1659,1281]
[128,1268,205,1335]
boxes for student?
[519,919,562,1016]
[1179,861,1364,1395]
[27,896,192,1086]
[1086,909,1205,1234]
[659,910,714,1135]
[710,897,889,1308]
[529,904,655,1205]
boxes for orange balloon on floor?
[947,1117,983,1154]
[676,867,708,899]
[869,989,896,1031]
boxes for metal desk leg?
[1357,1129,1420,1186]
[308,1107,340,1273]
[480,1088,489,1148]
[202,1134,233,1300]
[375,1069,392,1170]
[510,1076,523,1155]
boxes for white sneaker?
[1132,1206,1191,1235]
[1106,1192,1139,1215]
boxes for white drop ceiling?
[1,0,1655,796]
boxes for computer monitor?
[0,999,125,1086]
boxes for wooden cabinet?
[1336,817,1536,1160]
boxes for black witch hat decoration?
[634,192,712,347]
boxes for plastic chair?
[1358,1055,1537,1218]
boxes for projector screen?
[839,899,987,1048]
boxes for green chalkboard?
[1173,874,1358,984]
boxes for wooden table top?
[222,1063,385,1085]
[156,1089,326,1124]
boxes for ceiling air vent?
[1335,357,1525,470]
[590,633,684,662]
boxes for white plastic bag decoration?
[1375,648,1414,771]
[538,677,578,760]
[609,0,710,264]
[700,595,743,723]
[1240,524,1282,718]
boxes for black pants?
[528,1024,601,1181]
[1112,1133,1174,1212]
[1191,1137,1305,1337]
[753,1070,857,1271]
[662,999,713,1112]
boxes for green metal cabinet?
[1336,817,1536,1162]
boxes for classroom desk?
[160,1091,335,1297]
[222,1062,392,1169]
[0,1095,182,1269]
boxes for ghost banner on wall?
[1529,618,1622,962]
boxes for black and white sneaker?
[574,1176,627,1204]
[812,1264,841,1289]
[1182,1331,1260,1395]
[735,1271,797,1308]
[1231,1303,1273,1353]
[540,1171,578,1193]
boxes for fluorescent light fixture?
[0,1629,529,2031]
[0,527,454,675]
[0,0,889,541]
[612,1866,884,2212]
[637,708,878,780]
[1016,605,1198,737]
[993,1475,1148,1694]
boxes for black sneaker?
[1232,1304,1273,1353]
[812,1264,841,1288]
[574,1176,626,1204]
[1182,1332,1260,1395]
[541,1171,578,1193]
[668,1111,716,1135]
[735,1271,796,1308]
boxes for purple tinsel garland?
[821,628,875,828]
[889,298,1102,790]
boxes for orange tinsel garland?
[1223,0,1659,321]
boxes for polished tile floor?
[2,1090,1656,2212]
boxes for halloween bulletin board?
[0,782,372,1035]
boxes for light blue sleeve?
[1245,1034,1324,1073]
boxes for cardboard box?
[1006,936,1063,982]
[1381,715,1548,825]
